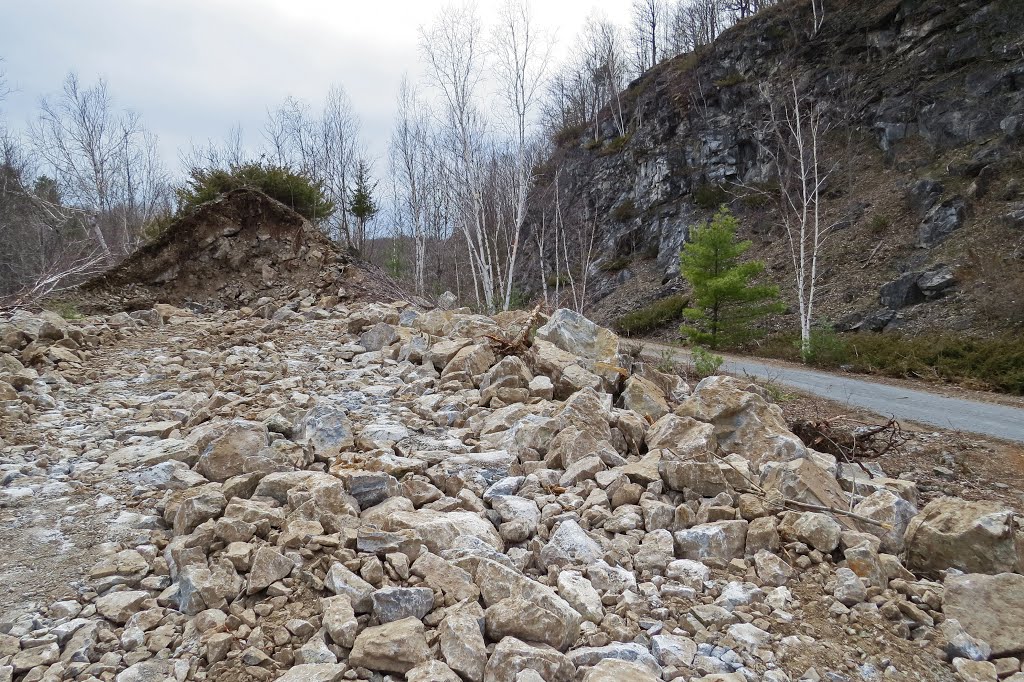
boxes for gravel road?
[645,342,1024,443]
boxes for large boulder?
[384,510,503,554]
[541,520,605,567]
[676,376,806,467]
[904,497,1023,574]
[439,610,487,682]
[917,197,967,247]
[645,415,715,452]
[298,406,354,458]
[192,420,270,482]
[674,521,748,561]
[536,308,619,365]
[943,573,1024,658]
[473,559,581,652]
[620,376,669,421]
[482,636,575,682]
[348,618,431,674]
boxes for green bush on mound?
[177,162,335,225]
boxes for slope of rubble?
[1,301,1023,682]
[75,188,418,314]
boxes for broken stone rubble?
[1,302,1022,682]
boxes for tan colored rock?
[442,344,495,382]
[944,572,1024,658]
[322,595,359,648]
[247,546,294,594]
[384,509,503,554]
[95,591,149,624]
[349,617,430,674]
[482,636,575,682]
[582,659,660,681]
[536,308,619,364]
[620,375,669,421]
[677,375,806,466]
[905,497,1023,575]
[645,414,715,452]
[407,661,463,682]
[440,610,487,682]
[193,419,270,482]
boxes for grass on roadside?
[746,329,1024,395]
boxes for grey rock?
[540,519,604,567]
[371,586,434,623]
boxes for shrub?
[868,214,891,235]
[714,72,745,88]
[45,300,82,320]
[140,213,174,242]
[599,256,632,272]
[693,183,729,209]
[611,199,638,223]
[656,349,679,374]
[613,294,690,336]
[600,133,632,156]
[546,273,573,288]
[177,162,335,225]
[553,122,588,147]
[692,346,724,378]
[801,327,850,365]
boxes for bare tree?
[811,0,825,35]
[263,87,362,245]
[585,15,629,138]
[491,0,551,309]
[30,73,170,262]
[758,78,836,358]
[420,3,500,310]
[630,0,664,74]
[390,76,431,296]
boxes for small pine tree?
[348,159,378,253]
[679,206,783,349]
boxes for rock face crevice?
[1,300,1023,681]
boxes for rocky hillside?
[2,301,1023,681]
[522,0,1024,335]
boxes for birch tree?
[420,4,499,310]
[390,76,431,296]
[491,0,550,309]
[758,78,836,358]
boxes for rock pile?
[1,302,1023,682]
[74,188,419,314]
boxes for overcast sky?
[0,0,632,174]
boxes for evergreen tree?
[348,159,378,253]
[679,206,783,348]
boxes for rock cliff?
[522,0,1024,334]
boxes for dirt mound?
[76,187,419,312]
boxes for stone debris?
[1,301,1021,682]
